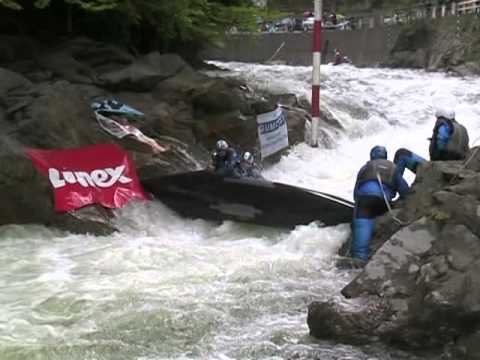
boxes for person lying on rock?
[92,99,169,154]
[211,139,238,177]
[351,146,410,262]
[232,151,264,180]
[109,113,169,154]
[394,106,469,177]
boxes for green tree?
[0,0,265,56]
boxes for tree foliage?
[1,0,119,10]
[0,0,265,55]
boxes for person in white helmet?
[429,107,469,161]
[233,151,263,179]
[211,139,238,176]
[394,106,469,177]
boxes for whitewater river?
[1,64,480,360]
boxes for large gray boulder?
[100,52,188,91]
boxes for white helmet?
[216,140,229,151]
[242,151,254,164]
[435,107,455,120]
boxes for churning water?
[2,63,480,359]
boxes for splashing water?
[2,63,480,359]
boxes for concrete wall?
[203,27,401,67]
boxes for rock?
[307,299,391,345]
[464,146,480,172]
[342,217,437,299]
[192,78,254,114]
[38,52,98,85]
[0,67,33,101]
[451,62,480,77]
[100,52,187,91]
[386,18,480,74]
[282,106,309,146]
[0,37,311,235]
[61,37,134,72]
[309,156,480,354]
[0,35,38,63]
[433,191,480,236]
[451,331,480,360]
[384,49,428,69]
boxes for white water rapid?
[1,63,480,360]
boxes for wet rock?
[450,331,480,360]
[38,52,98,85]
[342,217,437,299]
[309,155,480,356]
[0,37,308,234]
[307,299,392,345]
[451,62,480,77]
[0,35,38,63]
[100,52,187,91]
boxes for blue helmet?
[370,145,387,160]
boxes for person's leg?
[351,196,376,261]
[394,148,427,176]
[351,217,375,261]
[351,196,389,261]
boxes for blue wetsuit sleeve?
[437,123,451,151]
[353,166,366,201]
[396,172,410,198]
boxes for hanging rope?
[376,172,410,226]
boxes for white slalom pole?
[310,0,322,147]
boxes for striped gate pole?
[310,0,322,147]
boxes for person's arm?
[396,172,410,199]
[226,149,238,169]
[436,122,451,151]
[353,166,365,201]
[231,165,242,178]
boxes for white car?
[302,17,315,31]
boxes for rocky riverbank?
[307,153,480,359]
[385,15,480,76]
[0,36,318,234]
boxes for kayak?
[142,171,354,228]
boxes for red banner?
[26,144,148,212]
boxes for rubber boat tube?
[141,171,354,229]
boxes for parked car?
[302,16,315,31]
[324,19,351,30]
[384,14,402,25]
[273,16,295,32]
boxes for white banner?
[257,106,289,158]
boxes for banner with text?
[257,106,289,158]
[26,144,148,212]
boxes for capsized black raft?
[141,171,354,229]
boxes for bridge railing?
[350,1,480,30]
[457,0,480,14]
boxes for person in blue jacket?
[394,107,469,177]
[211,139,238,177]
[351,146,410,261]
[428,107,469,161]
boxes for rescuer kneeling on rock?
[394,106,469,177]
